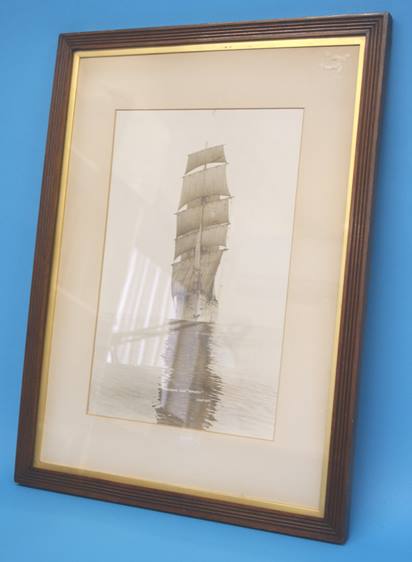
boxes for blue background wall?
[1,1,411,560]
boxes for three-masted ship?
[172,144,231,322]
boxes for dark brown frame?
[15,13,389,543]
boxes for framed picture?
[15,13,389,543]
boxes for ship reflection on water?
[155,321,222,430]
[90,319,276,440]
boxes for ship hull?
[174,292,218,323]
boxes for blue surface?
[0,1,411,560]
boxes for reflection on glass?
[88,116,292,441]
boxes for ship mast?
[193,142,208,319]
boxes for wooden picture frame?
[15,13,389,543]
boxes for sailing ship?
[172,144,231,322]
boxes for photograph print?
[88,108,303,440]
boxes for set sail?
[172,144,231,321]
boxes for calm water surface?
[90,320,277,440]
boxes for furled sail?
[185,144,226,174]
[178,165,230,209]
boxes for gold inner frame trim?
[34,36,366,518]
